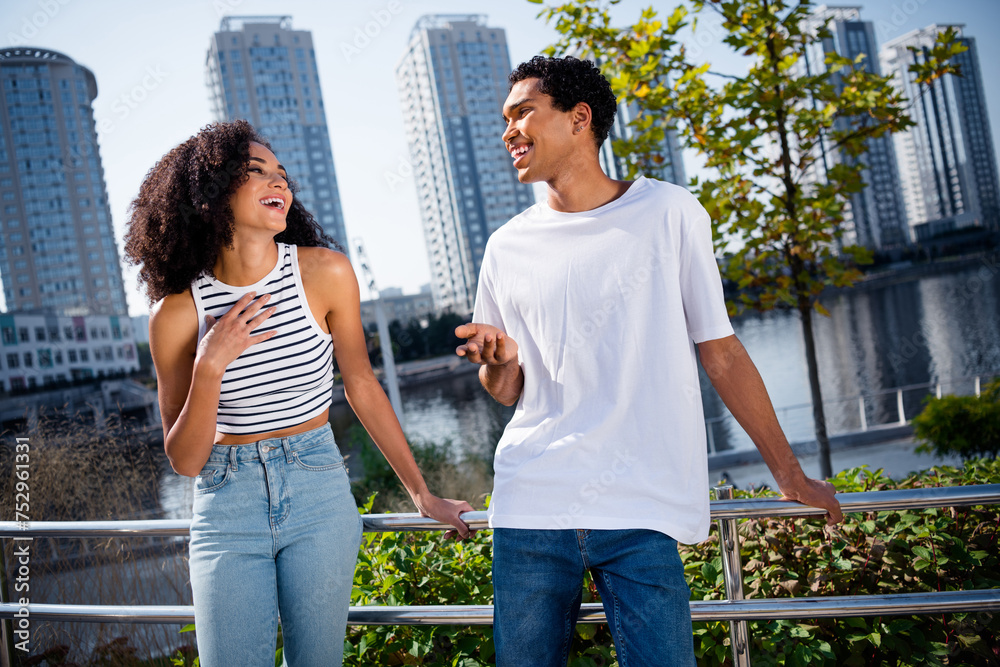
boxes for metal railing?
[704,372,998,453]
[2,484,999,666]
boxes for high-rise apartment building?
[396,15,535,314]
[881,25,1000,239]
[206,16,348,245]
[803,6,910,250]
[0,47,129,315]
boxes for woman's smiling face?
[228,141,292,234]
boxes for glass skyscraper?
[881,25,1000,239]
[803,6,910,250]
[396,15,534,314]
[206,16,348,245]
[0,47,129,315]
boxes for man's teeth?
[511,145,530,159]
[260,197,284,209]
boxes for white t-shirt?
[472,176,734,544]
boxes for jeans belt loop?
[229,444,238,472]
[281,436,293,463]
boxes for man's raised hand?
[455,323,518,366]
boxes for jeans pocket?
[292,443,345,471]
[194,463,231,495]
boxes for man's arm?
[697,334,844,525]
[455,323,523,406]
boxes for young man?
[455,56,843,666]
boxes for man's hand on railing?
[776,475,844,526]
[414,493,476,539]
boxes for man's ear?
[571,101,593,136]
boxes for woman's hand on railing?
[777,476,844,526]
[414,493,476,539]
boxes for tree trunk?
[799,301,833,478]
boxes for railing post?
[897,389,906,425]
[714,485,752,667]
[935,383,942,399]
[858,396,867,431]
[975,376,981,398]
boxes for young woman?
[125,120,472,666]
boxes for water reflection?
[708,263,1000,449]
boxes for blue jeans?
[188,423,362,667]
[492,528,695,667]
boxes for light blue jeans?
[492,528,696,667]
[188,423,361,667]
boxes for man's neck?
[545,162,634,213]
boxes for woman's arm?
[150,290,275,477]
[308,249,473,536]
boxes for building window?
[35,326,46,341]
[80,349,89,362]
[68,349,77,362]
[1,327,14,345]
[38,349,52,368]
[23,352,33,367]
[18,328,28,343]
[6,353,18,368]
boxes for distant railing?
[2,485,999,666]
[705,372,998,453]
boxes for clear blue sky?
[3,0,998,316]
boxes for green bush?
[913,380,1000,460]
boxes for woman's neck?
[212,237,279,287]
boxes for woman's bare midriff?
[213,410,332,445]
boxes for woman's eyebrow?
[249,156,287,175]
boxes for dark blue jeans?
[492,528,695,667]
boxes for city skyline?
[1,0,999,316]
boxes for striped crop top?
[191,242,335,435]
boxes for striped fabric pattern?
[191,242,335,435]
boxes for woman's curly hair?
[124,119,337,304]
[509,56,617,148]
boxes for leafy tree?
[534,0,965,477]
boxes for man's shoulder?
[635,177,704,214]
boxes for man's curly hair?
[124,119,336,304]
[508,56,617,148]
